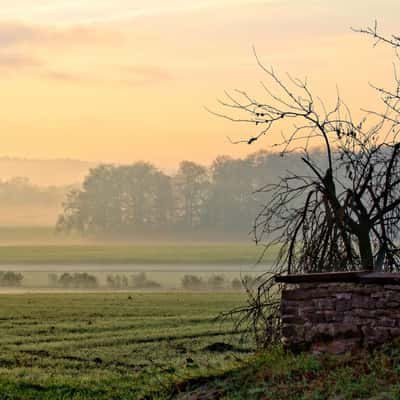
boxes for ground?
[1,292,400,399]
[0,243,274,265]
[155,342,400,400]
[0,292,248,399]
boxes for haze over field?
[0,0,398,170]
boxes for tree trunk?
[358,229,374,271]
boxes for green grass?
[153,344,400,399]
[0,292,249,399]
[0,244,275,265]
[1,292,399,399]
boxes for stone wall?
[281,282,400,353]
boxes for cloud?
[0,22,121,48]
[0,22,125,81]
[0,53,41,69]
[38,65,173,87]
[41,70,96,84]
[0,1,281,25]
[122,65,173,84]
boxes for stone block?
[387,292,400,302]
[313,298,335,311]
[281,300,298,315]
[371,291,386,298]
[336,299,352,312]
[376,299,390,308]
[385,301,400,308]
[282,324,304,339]
[336,293,352,300]
[384,285,400,291]
[308,312,326,324]
[353,308,376,319]
[324,311,344,322]
[379,317,396,328]
[312,338,360,355]
[282,315,305,325]
[389,328,400,339]
[379,309,400,319]
[329,323,359,337]
[343,315,369,326]
[361,326,390,344]
[352,287,374,296]
[352,295,374,309]
[282,289,310,301]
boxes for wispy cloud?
[0,53,41,70]
[0,22,121,47]
[122,65,172,83]
[0,1,279,25]
[41,65,173,87]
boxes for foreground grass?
[0,292,248,399]
[152,344,400,399]
[0,244,275,265]
[1,292,399,399]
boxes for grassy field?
[0,226,255,246]
[0,292,249,399]
[0,244,274,265]
[2,292,400,400]
[156,344,400,399]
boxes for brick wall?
[281,282,400,353]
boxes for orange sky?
[0,0,399,169]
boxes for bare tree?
[211,28,400,276]
[215,24,400,344]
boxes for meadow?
[0,292,249,400]
[0,244,273,266]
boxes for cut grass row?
[0,244,276,265]
[0,292,250,399]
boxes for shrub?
[207,274,225,290]
[0,271,23,287]
[181,274,204,290]
[106,274,129,289]
[231,278,243,291]
[75,273,98,289]
[58,273,74,288]
[130,272,161,289]
[57,273,98,289]
[242,274,256,289]
[48,273,58,287]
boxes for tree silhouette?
[212,28,400,274]
[216,24,400,345]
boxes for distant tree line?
[0,271,23,287]
[48,273,98,289]
[0,177,72,206]
[107,273,160,289]
[56,150,325,238]
[47,272,252,291]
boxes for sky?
[0,0,399,169]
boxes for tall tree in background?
[174,161,209,230]
[206,156,255,233]
[57,163,172,235]
[56,151,332,238]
